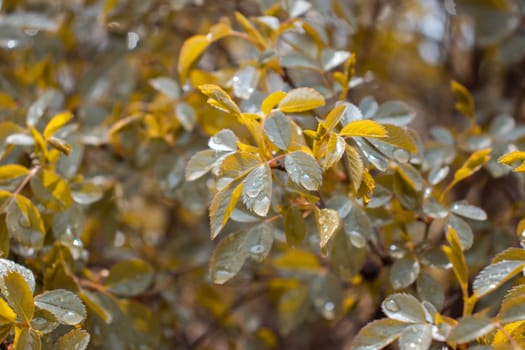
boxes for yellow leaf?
[0,164,29,182]
[278,88,325,113]
[380,124,417,153]
[209,180,243,239]
[234,11,266,48]
[43,111,73,139]
[199,84,241,115]
[261,91,286,115]
[178,35,211,84]
[443,227,468,290]
[0,92,16,109]
[30,127,48,161]
[345,145,364,192]
[339,120,387,138]
[493,321,525,346]
[451,80,474,118]
[0,297,16,324]
[274,249,320,271]
[314,207,341,249]
[453,148,491,184]
[323,104,347,133]
[498,150,525,173]
[358,168,375,205]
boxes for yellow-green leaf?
[323,104,347,133]
[30,170,72,211]
[199,84,241,115]
[339,120,387,138]
[0,165,29,183]
[43,111,73,139]
[345,145,364,192]
[442,227,468,291]
[234,11,266,48]
[178,35,211,84]
[262,91,286,115]
[278,88,325,113]
[315,207,341,249]
[210,179,243,239]
[6,194,45,250]
[56,329,90,350]
[0,296,16,324]
[452,148,491,184]
[2,272,34,324]
[380,124,417,153]
[451,80,474,118]
[14,327,40,350]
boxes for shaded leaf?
[353,318,408,350]
[14,327,40,350]
[0,295,16,324]
[417,271,445,311]
[6,195,46,252]
[264,111,292,150]
[284,206,305,247]
[323,134,345,170]
[398,323,433,350]
[210,179,243,239]
[447,214,474,250]
[397,163,423,191]
[242,164,272,217]
[30,308,59,334]
[345,144,364,192]
[390,256,420,290]
[448,315,495,343]
[208,129,238,152]
[104,259,154,297]
[498,285,525,324]
[284,151,322,191]
[30,170,73,211]
[451,80,475,118]
[34,289,86,325]
[0,259,35,293]
[149,76,180,100]
[185,149,231,181]
[278,285,309,335]
[56,329,90,350]
[278,87,325,113]
[2,271,34,324]
[374,101,415,126]
[199,84,241,115]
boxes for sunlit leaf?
[199,84,241,115]
[373,101,415,126]
[0,295,16,324]
[314,207,341,249]
[451,80,475,118]
[380,124,418,153]
[43,111,73,139]
[442,227,469,290]
[417,271,445,311]
[345,144,364,192]
[261,91,286,115]
[178,35,211,84]
[30,170,73,211]
[278,88,325,113]
[339,120,387,138]
[6,195,46,252]
[34,289,86,325]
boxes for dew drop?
[253,195,270,216]
[62,310,82,324]
[393,149,410,163]
[245,185,260,198]
[300,173,317,190]
[384,298,400,312]
[388,242,407,259]
[348,231,366,248]
[250,244,264,255]
[321,301,335,319]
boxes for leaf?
[209,179,243,239]
[104,258,154,297]
[473,260,525,298]
[398,323,433,350]
[451,202,487,221]
[261,91,286,115]
[323,104,347,132]
[442,227,469,290]
[264,111,292,150]
[452,148,491,185]
[373,101,415,126]
[284,206,305,247]
[149,76,180,100]
[178,35,211,84]
[310,272,342,320]
[345,145,364,192]
[396,163,423,191]
[352,318,408,350]
[6,133,35,146]
[380,124,418,153]
[43,111,73,139]
[234,11,266,48]
[30,170,73,211]
[56,329,90,350]
[342,204,373,246]
[323,134,345,170]
[447,214,474,250]
[30,309,59,334]
[208,129,238,152]
[0,92,16,109]
[0,295,16,324]
[79,290,112,323]
[448,315,495,343]
[492,248,525,263]
[390,256,421,290]
[210,223,274,284]
[0,324,12,344]
[381,293,427,323]
[47,137,71,155]
[278,285,309,335]
[185,149,231,181]
[497,150,525,165]
[2,272,34,324]
[329,229,366,279]
[14,328,40,350]
[242,164,272,217]
[0,259,35,293]
[451,80,475,118]
[199,84,241,115]
[315,207,341,249]
[219,152,261,186]
[6,195,46,251]
[278,87,325,113]
[34,289,86,325]
[417,271,445,310]
[284,151,322,191]
[0,164,29,183]
[499,285,525,324]
[339,120,387,138]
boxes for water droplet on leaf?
[384,298,400,312]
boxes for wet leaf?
[352,318,408,350]
[373,101,415,126]
[30,308,59,334]
[56,329,90,350]
[210,178,243,239]
[178,35,211,83]
[284,206,305,247]
[104,259,154,297]
[345,144,364,192]
[473,260,525,298]
[451,148,491,185]
[34,289,86,325]
[232,65,259,100]
[323,133,345,170]
[284,151,322,191]
[2,271,34,324]
[447,214,474,250]
[264,111,292,150]
[380,124,418,153]
[6,195,46,252]
[0,295,16,324]
[261,91,286,115]
[343,204,373,246]
[30,170,73,211]
[199,84,241,115]
[381,293,426,323]
[242,164,272,217]
[448,315,495,343]
[390,256,420,290]
[208,129,239,152]
[185,149,231,181]
[451,202,487,221]
[443,227,469,290]
[314,207,341,249]
[397,163,423,191]
[398,323,432,350]
[498,285,525,324]
[278,87,325,113]
[417,271,445,311]
[0,259,35,293]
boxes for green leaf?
[381,293,427,323]
[56,329,90,350]
[199,84,241,115]
[284,206,305,247]
[451,80,475,118]
[0,164,29,183]
[242,164,272,217]
[30,309,59,334]
[278,87,325,113]
[178,35,212,84]
[278,284,309,335]
[43,111,73,139]
[390,255,420,290]
[0,294,16,324]
[6,195,46,252]
[329,229,366,279]
[448,315,495,343]
[339,120,387,138]
[149,76,180,100]
[417,271,445,311]
[342,204,373,247]
[315,207,341,249]
[208,129,238,152]
[310,273,342,320]
[34,289,86,325]
[373,101,415,126]
[2,271,34,324]
[104,258,154,297]
[398,323,433,350]
[210,179,243,239]
[442,227,469,290]
[451,202,487,221]
[185,149,231,181]
[210,222,274,284]
[473,260,525,298]
[14,327,40,350]
[30,170,73,211]
[79,290,113,323]
[345,145,364,192]
[284,151,322,191]
[447,214,474,250]
[352,318,408,350]
[264,111,292,150]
